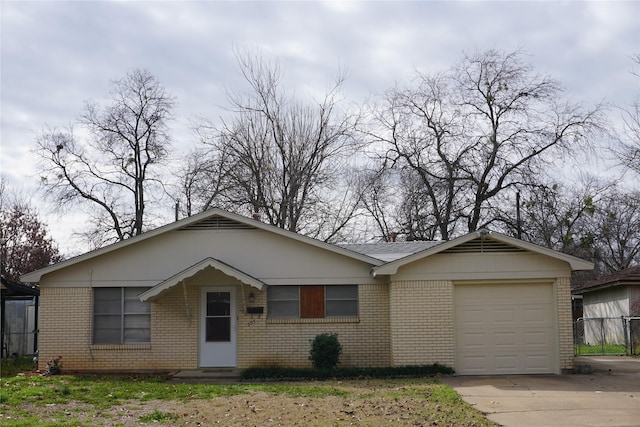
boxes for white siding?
[630,285,640,316]
[38,229,381,288]
[583,287,629,345]
[392,252,571,282]
[583,287,629,318]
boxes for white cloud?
[1,0,638,255]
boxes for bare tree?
[191,51,361,240]
[593,189,640,273]
[358,168,399,241]
[0,177,62,281]
[520,181,603,286]
[617,101,640,176]
[367,49,603,240]
[514,178,640,279]
[174,146,233,218]
[35,69,174,246]
[613,54,640,180]
[454,50,603,232]
[369,74,467,240]
[516,180,603,255]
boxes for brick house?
[22,209,592,375]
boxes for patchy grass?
[138,410,179,422]
[0,357,36,377]
[574,343,627,355]
[0,374,495,426]
[1,374,336,408]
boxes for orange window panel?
[300,285,325,318]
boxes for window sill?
[91,344,151,351]
[266,317,360,324]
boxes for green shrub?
[240,364,455,381]
[309,333,342,369]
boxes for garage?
[455,282,557,375]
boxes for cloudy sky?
[1,0,639,255]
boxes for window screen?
[94,287,150,344]
[268,285,357,318]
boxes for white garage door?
[455,282,557,375]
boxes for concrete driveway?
[442,356,640,427]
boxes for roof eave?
[21,208,382,283]
[139,257,266,302]
[573,279,640,294]
[372,233,475,276]
[488,232,594,271]
[372,230,594,276]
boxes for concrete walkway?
[442,356,640,427]
[170,368,241,383]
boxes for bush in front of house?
[240,364,455,381]
[309,333,342,369]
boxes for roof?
[572,265,640,294]
[20,208,384,283]
[139,258,267,302]
[371,230,594,276]
[340,241,443,262]
[1,275,40,296]
[20,209,594,285]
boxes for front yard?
[0,370,495,426]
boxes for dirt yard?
[9,381,493,426]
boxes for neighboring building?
[22,209,593,375]
[572,265,640,345]
[1,276,39,358]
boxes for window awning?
[139,257,266,302]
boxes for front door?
[199,287,237,367]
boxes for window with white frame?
[267,285,358,318]
[93,287,151,344]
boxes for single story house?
[1,275,39,358]
[22,209,593,375]
[572,265,640,345]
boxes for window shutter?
[300,286,325,318]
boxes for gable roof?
[139,257,266,302]
[371,229,594,276]
[572,265,640,294]
[20,208,595,285]
[20,208,384,283]
[340,241,443,262]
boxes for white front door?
[199,287,237,367]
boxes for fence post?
[623,316,629,356]
[600,318,605,354]
[632,319,636,355]
[574,318,586,356]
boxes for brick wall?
[389,280,455,367]
[148,285,199,370]
[237,283,391,368]
[556,277,574,372]
[38,287,92,371]
[38,286,200,371]
[40,277,570,372]
[39,283,391,371]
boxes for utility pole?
[516,192,522,239]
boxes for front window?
[93,287,151,344]
[268,285,358,319]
